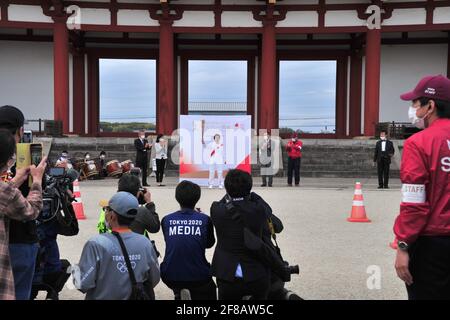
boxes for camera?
[280,262,300,283]
[38,168,74,224]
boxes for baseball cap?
[400,75,450,102]
[108,191,139,218]
[0,105,25,130]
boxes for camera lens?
[288,265,300,275]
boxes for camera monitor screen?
[49,167,65,177]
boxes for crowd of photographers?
[0,104,299,301]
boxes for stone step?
[49,138,402,178]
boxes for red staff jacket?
[394,118,450,244]
[286,140,303,159]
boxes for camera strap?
[112,231,138,286]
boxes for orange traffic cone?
[72,179,86,220]
[347,182,371,223]
[389,236,398,249]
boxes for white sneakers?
[208,184,224,189]
[180,289,192,300]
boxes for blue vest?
[161,209,212,282]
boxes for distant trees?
[100,122,156,132]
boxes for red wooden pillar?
[336,58,348,138]
[158,20,176,135]
[259,19,277,130]
[73,52,85,135]
[364,29,381,137]
[53,18,70,133]
[349,48,363,137]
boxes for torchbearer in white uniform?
[207,134,225,189]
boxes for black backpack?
[112,232,155,300]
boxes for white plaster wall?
[8,5,53,23]
[173,11,215,28]
[382,8,426,26]
[0,41,54,130]
[277,11,318,28]
[325,10,366,27]
[222,12,262,28]
[79,8,110,25]
[117,9,159,26]
[434,7,450,24]
[379,44,448,123]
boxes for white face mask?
[140,135,145,140]
[263,135,268,141]
[104,216,111,230]
[100,155,105,159]
[292,138,296,142]
[380,136,386,140]
[85,155,90,160]
[408,106,426,129]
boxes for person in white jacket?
[154,134,168,187]
[207,134,225,189]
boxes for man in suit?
[210,169,288,300]
[134,130,152,186]
[373,130,395,189]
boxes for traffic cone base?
[347,217,371,223]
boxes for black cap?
[0,105,25,130]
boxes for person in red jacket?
[393,74,450,300]
[285,132,303,186]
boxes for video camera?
[224,194,299,283]
[39,167,77,224]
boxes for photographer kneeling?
[97,174,160,237]
[210,169,296,300]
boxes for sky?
[99,59,336,133]
[99,58,157,123]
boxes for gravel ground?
[38,176,407,300]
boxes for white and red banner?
[179,115,252,187]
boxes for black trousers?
[262,175,273,186]
[287,157,301,185]
[156,158,166,183]
[217,277,270,300]
[407,236,450,300]
[165,278,217,300]
[137,160,148,185]
[377,157,390,187]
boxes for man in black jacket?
[210,169,288,300]
[373,130,395,189]
[134,131,152,186]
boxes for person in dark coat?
[373,130,395,189]
[134,130,152,186]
